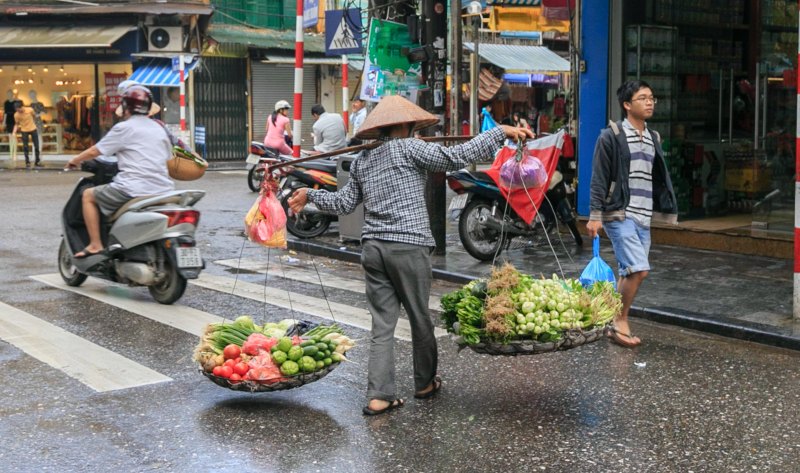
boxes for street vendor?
[288,95,532,416]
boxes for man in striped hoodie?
[586,80,678,348]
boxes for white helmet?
[117,79,139,95]
[274,100,291,111]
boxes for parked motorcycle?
[277,156,341,239]
[59,159,205,304]
[446,160,583,262]
[246,141,282,192]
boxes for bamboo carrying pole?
[266,135,476,173]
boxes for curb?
[288,239,800,351]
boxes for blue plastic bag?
[579,236,617,289]
[481,107,498,132]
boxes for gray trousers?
[361,239,437,401]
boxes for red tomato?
[224,359,237,369]
[234,357,242,364]
[229,373,242,383]
[219,365,234,379]
[223,344,242,360]
[233,362,249,376]
[212,366,224,377]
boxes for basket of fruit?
[195,317,354,392]
[441,264,620,356]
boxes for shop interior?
[1,63,132,155]
[623,0,798,239]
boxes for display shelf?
[0,123,63,154]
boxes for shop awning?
[464,43,569,73]
[0,25,133,48]
[486,0,542,4]
[207,25,326,54]
[128,58,201,87]
[262,55,364,70]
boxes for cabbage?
[499,155,548,190]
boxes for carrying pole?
[293,0,304,158]
[794,0,800,319]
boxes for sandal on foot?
[362,398,404,416]
[606,326,641,348]
[414,376,442,399]
[74,248,104,259]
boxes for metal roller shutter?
[251,62,317,150]
[193,57,248,162]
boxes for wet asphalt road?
[0,168,798,473]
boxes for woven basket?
[168,153,208,181]
[451,325,609,356]
[200,362,340,393]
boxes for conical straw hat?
[355,95,439,139]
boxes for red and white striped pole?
[795,0,800,319]
[342,55,349,133]
[292,0,304,158]
[179,54,186,132]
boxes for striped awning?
[464,43,569,73]
[128,58,200,87]
[0,25,133,48]
[485,0,541,5]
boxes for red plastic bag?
[244,182,287,248]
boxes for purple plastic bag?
[499,155,548,190]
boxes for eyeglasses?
[631,96,658,104]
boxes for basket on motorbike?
[168,146,208,181]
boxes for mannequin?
[4,90,17,161]
[28,90,45,157]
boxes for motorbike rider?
[264,100,293,155]
[66,85,174,258]
[288,95,532,416]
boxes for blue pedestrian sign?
[325,9,363,56]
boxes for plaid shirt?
[307,126,506,247]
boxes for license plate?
[176,247,202,268]
[448,193,469,212]
[246,154,261,165]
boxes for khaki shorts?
[91,184,132,217]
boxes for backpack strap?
[608,120,620,135]
[651,129,661,144]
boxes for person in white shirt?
[310,104,347,153]
[350,99,367,135]
[66,86,174,258]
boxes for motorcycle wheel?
[247,166,263,192]
[58,238,87,287]
[148,250,187,305]
[567,220,583,247]
[280,187,332,239]
[458,199,509,262]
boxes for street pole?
[342,55,349,133]
[470,17,479,135]
[179,54,186,132]
[450,0,462,136]
[292,0,304,158]
[794,0,800,319]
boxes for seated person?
[309,104,347,154]
[66,86,174,258]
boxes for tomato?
[219,365,234,379]
[223,359,237,369]
[234,357,242,364]
[212,366,224,377]
[233,362,249,377]
[223,344,242,360]
[229,373,242,383]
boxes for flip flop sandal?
[362,398,405,416]
[74,248,104,259]
[414,376,442,399]
[606,326,641,348]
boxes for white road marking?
[0,301,171,392]
[31,274,224,337]
[191,272,449,342]
[214,258,445,312]
[217,170,248,175]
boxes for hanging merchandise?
[441,263,619,356]
[480,106,498,132]
[360,19,424,103]
[244,180,287,249]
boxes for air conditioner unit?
[147,26,183,52]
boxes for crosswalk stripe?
[0,301,171,392]
[191,273,449,342]
[217,170,247,175]
[214,258,445,312]
[31,274,224,337]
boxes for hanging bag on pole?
[579,236,617,289]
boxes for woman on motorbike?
[264,100,293,156]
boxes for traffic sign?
[325,9,362,56]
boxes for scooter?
[246,142,282,192]
[58,159,205,304]
[446,160,582,262]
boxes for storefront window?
[0,63,131,155]
[622,0,798,240]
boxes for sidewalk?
[288,224,800,351]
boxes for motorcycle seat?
[469,170,495,184]
[295,159,337,173]
[109,190,205,222]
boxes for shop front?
[0,26,140,159]
[578,1,798,247]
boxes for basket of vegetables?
[194,316,355,392]
[441,263,620,356]
[168,146,208,181]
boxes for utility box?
[337,154,364,242]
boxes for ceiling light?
[59,65,64,72]
[43,67,48,72]
[27,66,32,72]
